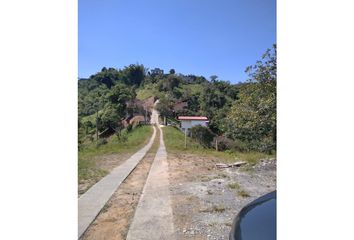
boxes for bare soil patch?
[168,153,276,240]
[80,131,159,240]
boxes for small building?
[150,68,164,76]
[177,116,208,133]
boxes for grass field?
[136,88,156,100]
[78,125,153,183]
[136,83,163,100]
[162,126,274,164]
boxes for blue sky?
[79,0,276,83]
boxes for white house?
[177,116,209,133]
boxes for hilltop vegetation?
[78,44,276,153]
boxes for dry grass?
[228,182,250,198]
[237,190,250,198]
[228,182,241,190]
[199,204,227,213]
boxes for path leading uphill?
[126,115,175,239]
[78,126,157,238]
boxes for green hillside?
[78,45,276,153]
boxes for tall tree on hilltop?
[92,67,126,89]
[210,75,218,82]
[122,64,146,86]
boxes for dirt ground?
[168,153,276,240]
[79,139,276,240]
[80,131,160,240]
[78,153,133,197]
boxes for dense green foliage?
[189,125,216,148]
[78,64,145,145]
[225,45,276,152]
[78,64,145,118]
[153,74,240,135]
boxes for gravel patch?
[168,154,276,240]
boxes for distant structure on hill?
[177,116,209,134]
[150,68,164,76]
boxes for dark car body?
[229,191,276,240]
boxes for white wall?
[191,120,207,127]
[180,120,207,132]
[181,120,192,130]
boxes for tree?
[78,79,110,117]
[99,83,135,132]
[91,67,123,89]
[210,75,218,82]
[199,84,226,115]
[122,64,146,86]
[99,103,121,131]
[225,44,276,152]
[155,96,174,119]
[158,75,181,92]
[169,69,175,74]
[107,83,135,105]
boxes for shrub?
[232,139,248,152]
[212,136,248,152]
[96,138,108,147]
[126,124,133,132]
[213,136,234,151]
[189,125,215,148]
[115,128,128,142]
[132,121,141,129]
[83,120,94,134]
[119,134,128,142]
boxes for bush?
[132,121,141,129]
[213,136,233,151]
[126,124,133,132]
[232,139,248,152]
[189,125,215,148]
[251,136,275,154]
[212,136,248,152]
[116,129,128,142]
[96,138,108,147]
[83,120,94,134]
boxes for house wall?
[191,120,207,127]
[180,120,207,132]
[181,120,192,130]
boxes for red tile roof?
[177,116,208,121]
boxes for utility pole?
[184,128,187,149]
